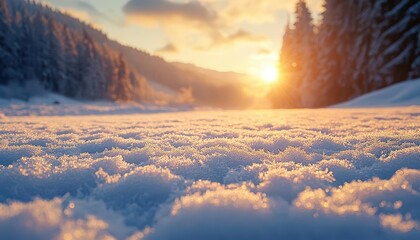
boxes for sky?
[36,0,322,78]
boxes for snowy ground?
[334,79,420,108]
[0,107,419,240]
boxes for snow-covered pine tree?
[311,0,358,107]
[44,15,65,92]
[349,0,375,96]
[61,24,79,96]
[16,8,38,82]
[271,21,300,108]
[80,29,107,99]
[32,12,52,88]
[294,0,318,106]
[114,53,133,101]
[0,0,144,101]
[0,0,18,84]
[130,71,146,102]
[367,0,420,90]
[273,0,419,108]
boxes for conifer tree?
[0,0,144,101]
[367,0,420,90]
[273,0,419,108]
[0,0,17,84]
[272,0,315,108]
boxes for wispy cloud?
[75,1,123,25]
[197,29,267,50]
[156,43,179,54]
[122,0,273,50]
[123,0,217,25]
[257,48,271,55]
[37,0,123,26]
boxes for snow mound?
[335,79,420,108]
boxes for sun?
[259,66,279,84]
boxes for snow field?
[0,108,419,239]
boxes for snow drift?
[335,79,420,108]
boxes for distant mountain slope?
[0,0,255,109]
[334,79,420,108]
[111,44,255,108]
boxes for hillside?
[0,0,255,109]
[334,79,420,108]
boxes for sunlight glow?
[259,66,279,84]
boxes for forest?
[271,0,419,108]
[0,0,145,101]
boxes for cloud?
[221,0,292,23]
[221,29,266,44]
[122,0,271,50]
[196,29,267,50]
[258,48,271,55]
[122,0,296,27]
[75,1,105,19]
[123,0,217,27]
[38,0,122,26]
[156,43,179,54]
[221,0,324,23]
[75,1,122,25]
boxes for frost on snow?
[0,108,419,239]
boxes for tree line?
[271,0,419,108]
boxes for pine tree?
[271,21,300,108]
[115,53,133,101]
[0,0,146,101]
[74,29,95,98]
[32,13,50,87]
[292,0,315,96]
[44,16,65,92]
[367,0,420,90]
[61,24,78,96]
[349,0,375,95]
[15,8,38,81]
[0,0,17,84]
[272,0,315,108]
[313,0,359,107]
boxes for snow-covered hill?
[335,79,420,108]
